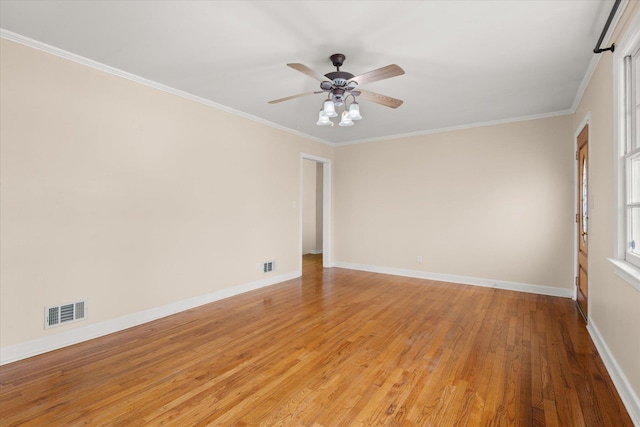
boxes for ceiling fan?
[268,54,405,126]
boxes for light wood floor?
[0,255,632,426]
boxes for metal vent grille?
[47,307,59,327]
[45,300,87,329]
[75,301,85,319]
[263,261,275,273]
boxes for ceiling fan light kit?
[316,110,331,126]
[323,99,338,117]
[348,102,362,120]
[339,111,354,127]
[269,53,405,128]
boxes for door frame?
[574,113,590,316]
[300,153,332,269]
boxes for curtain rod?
[594,0,622,54]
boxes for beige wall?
[334,116,575,289]
[572,1,640,402]
[0,39,333,348]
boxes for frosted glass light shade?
[349,102,362,120]
[339,111,354,127]
[316,110,331,126]
[323,100,337,117]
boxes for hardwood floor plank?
[0,255,633,426]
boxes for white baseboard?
[587,319,640,426]
[309,249,323,254]
[0,270,301,366]
[333,262,573,298]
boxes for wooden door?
[577,125,589,320]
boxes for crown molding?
[0,29,333,147]
[571,0,629,113]
[0,27,595,148]
[336,109,574,146]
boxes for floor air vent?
[45,300,87,329]
[263,261,275,273]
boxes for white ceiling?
[0,1,616,145]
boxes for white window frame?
[611,10,640,291]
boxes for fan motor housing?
[325,71,355,87]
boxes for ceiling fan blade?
[357,89,404,109]
[269,91,322,104]
[268,91,320,104]
[349,64,405,86]
[287,63,328,83]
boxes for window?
[612,11,640,290]
[624,50,640,268]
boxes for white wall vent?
[263,261,275,273]
[45,300,87,329]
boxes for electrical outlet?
[417,256,423,264]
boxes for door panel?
[577,125,589,320]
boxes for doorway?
[302,159,323,256]
[576,124,589,321]
[300,154,332,271]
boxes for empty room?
[1,1,639,425]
